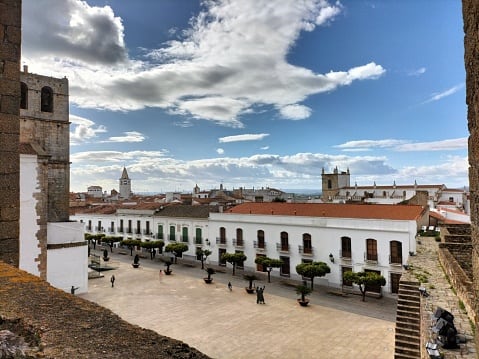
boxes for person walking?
[159,269,163,282]
[110,275,115,287]
[228,282,232,291]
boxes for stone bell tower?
[0,0,21,266]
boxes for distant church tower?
[119,167,131,199]
[321,167,350,202]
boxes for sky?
[21,0,467,194]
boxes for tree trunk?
[267,269,271,283]
[310,278,314,291]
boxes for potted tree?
[221,252,247,276]
[296,284,312,306]
[102,248,110,262]
[196,248,212,269]
[343,271,386,302]
[132,254,140,268]
[204,267,216,284]
[243,274,258,294]
[295,261,331,291]
[164,259,173,275]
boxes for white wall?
[47,221,88,294]
[19,154,41,276]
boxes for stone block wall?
[0,0,21,266]
[463,0,479,350]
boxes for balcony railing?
[339,250,352,260]
[157,233,164,240]
[169,235,176,242]
[194,236,202,245]
[253,241,266,251]
[126,229,133,234]
[216,237,227,246]
[181,235,189,243]
[118,228,124,233]
[232,238,244,248]
[276,243,290,252]
[135,229,141,235]
[389,255,402,265]
[298,245,313,256]
[364,252,378,263]
[108,227,115,233]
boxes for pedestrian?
[159,269,163,282]
[256,286,261,304]
[260,285,266,304]
[70,285,79,295]
[228,281,232,291]
[110,274,115,287]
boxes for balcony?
[253,241,266,251]
[364,252,378,264]
[298,245,313,256]
[276,243,289,253]
[216,237,227,247]
[339,250,352,261]
[194,237,203,245]
[126,229,133,234]
[233,238,244,248]
[169,235,176,242]
[118,228,124,233]
[180,235,189,243]
[389,255,402,266]
[135,229,141,235]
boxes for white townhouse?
[208,202,428,295]
[72,204,214,260]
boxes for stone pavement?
[408,236,476,358]
[80,250,396,359]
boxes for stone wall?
[0,0,21,266]
[463,0,479,350]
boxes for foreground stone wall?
[0,0,21,266]
[0,262,209,358]
[463,0,479,350]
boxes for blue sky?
[22,0,467,193]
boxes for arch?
[20,82,28,109]
[41,86,53,112]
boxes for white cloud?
[216,148,225,155]
[22,0,385,126]
[423,83,464,104]
[260,146,270,150]
[335,138,467,152]
[103,131,146,143]
[219,133,269,143]
[408,67,426,76]
[279,104,312,120]
[70,114,107,145]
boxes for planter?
[245,287,255,294]
[297,299,310,307]
[164,269,172,275]
[203,278,213,284]
[103,257,110,262]
[132,263,140,268]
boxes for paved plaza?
[80,251,396,358]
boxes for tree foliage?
[343,271,386,301]
[295,284,312,302]
[243,274,259,289]
[121,239,141,256]
[221,252,247,276]
[295,261,331,291]
[102,236,123,252]
[196,248,212,269]
[254,257,283,282]
[165,242,189,263]
[141,240,165,259]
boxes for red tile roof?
[227,202,426,220]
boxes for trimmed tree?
[121,239,142,256]
[243,274,259,293]
[165,242,189,263]
[343,271,386,302]
[296,284,312,305]
[221,252,247,276]
[204,267,216,283]
[103,236,123,253]
[295,261,331,291]
[141,240,165,259]
[255,256,283,283]
[196,248,212,269]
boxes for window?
[119,219,124,233]
[390,241,402,264]
[20,82,27,109]
[195,228,202,244]
[157,224,163,239]
[136,220,141,234]
[182,227,188,242]
[110,221,115,233]
[97,221,101,232]
[87,220,92,231]
[219,227,226,244]
[236,228,243,246]
[280,232,289,251]
[41,86,53,112]
[257,230,265,249]
[449,197,454,202]
[145,221,150,234]
[302,233,312,254]
[366,238,378,261]
[169,225,176,241]
[341,236,351,258]
[390,273,401,294]
[327,179,332,189]
[127,220,132,234]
